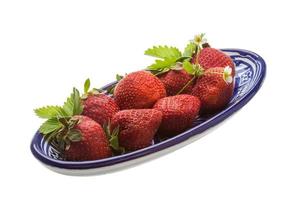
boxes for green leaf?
[103,121,111,137]
[72,88,83,115]
[109,134,119,151]
[63,88,83,116]
[183,42,197,57]
[109,126,120,151]
[106,85,115,95]
[116,74,123,81]
[145,46,182,59]
[34,106,66,119]
[67,129,82,142]
[183,60,196,75]
[147,57,177,71]
[84,78,90,94]
[39,118,62,135]
[103,122,125,153]
[63,97,74,116]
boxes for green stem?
[176,75,196,95]
[195,45,199,61]
[176,56,191,63]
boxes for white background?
[0,0,298,199]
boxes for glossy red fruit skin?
[64,115,112,161]
[191,67,234,114]
[158,69,194,96]
[153,94,201,136]
[114,71,166,110]
[195,47,235,76]
[111,109,162,151]
[82,94,119,126]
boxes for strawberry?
[195,47,235,76]
[158,69,194,96]
[64,115,112,161]
[82,94,119,126]
[153,94,201,136]
[111,109,162,151]
[114,71,166,110]
[191,67,234,113]
[34,88,112,161]
[81,79,119,126]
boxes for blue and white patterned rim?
[30,48,266,170]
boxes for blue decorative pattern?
[31,49,266,170]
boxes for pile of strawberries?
[34,34,235,161]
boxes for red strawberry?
[111,109,162,151]
[194,47,235,76]
[34,88,112,161]
[191,67,234,113]
[114,71,166,110]
[153,94,201,136]
[158,69,194,96]
[64,115,112,161]
[82,94,119,126]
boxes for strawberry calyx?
[34,88,84,151]
[103,121,125,155]
[51,117,82,151]
[182,61,204,77]
[106,74,124,95]
[82,78,103,99]
[202,43,210,48]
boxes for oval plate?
[30,49,266,176]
